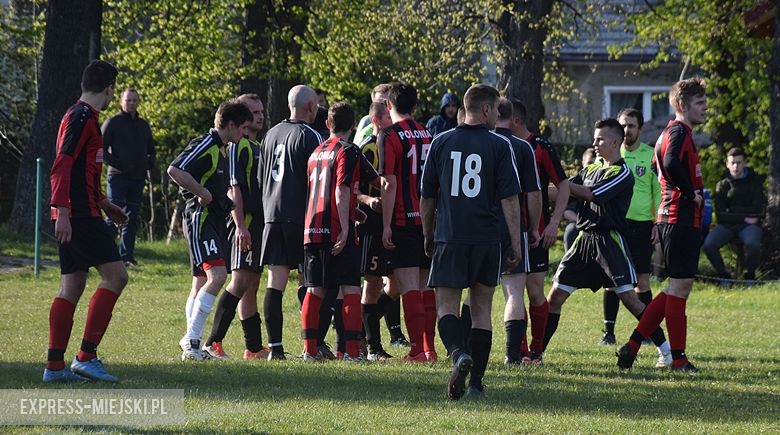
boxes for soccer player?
[422,84,523,399]
[202,94,268,360]
[357,101,407,360]
[541,118,669,361]
[378,81,437,362]
[300,102,378,361]
[493,98,542,365]
[617,78,707,372]
[509,101,569,364]
[45,60,127,383]
[354,83,392,145]
[599,108,672,366]
[258,85,322,360]
[168,100,253,361]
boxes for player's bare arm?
[542,179,570,249]
[98,197,129,226]
[380,174,397,250]
[526,190,542,247]
[228,186,251,251]
[421,197,436,258]
[167,165,213,206]
[501,195,523,270]
[332,185,351,255]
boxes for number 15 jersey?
[421,124,521,243]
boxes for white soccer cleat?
[655,350,673,368]
[180,336,210,361]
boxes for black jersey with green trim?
[170,128,230,220]
[228,137,262,215]
[420,124,521,243]
[258,119,323,225]
[570,158,634,234]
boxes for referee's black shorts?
[427,242,502,289]
[552,230,637,294]
[624,219,653,274]
[57,217,121,274]
[501,231,530,275]
[657,222,701,279]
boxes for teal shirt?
[620,142,660,222]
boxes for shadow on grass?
[1,358,776,427]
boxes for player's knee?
[109,269,129,292]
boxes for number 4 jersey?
[421,124,522,243]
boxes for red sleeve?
[539,142,566,185]
[50,109,90,209]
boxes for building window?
[603,86,673,122]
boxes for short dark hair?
[497,97,513,121]
[387,81,417,115]
[511,100,527,123]
[727,147,745,158]
[81,60,118,94]
[670,76,706,113]
[122,88,139,99]
[369,101,386,118]
[617,107,644,129]
[594,117,625,143]
[328,102,355,133]
[237,93,262,104]
[463,84,499,113]
[214,99,253,130]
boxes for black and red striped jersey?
[377,118,432,227]
[50,100,106,220]
[495,127,541,233]
[655,120,704,228]
[304,137,378,244]
[526,133,567,232]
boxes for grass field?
[0,227,778,433]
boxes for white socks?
[185,296,196,324]
[187,292,216,342]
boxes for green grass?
[0,230,779,433]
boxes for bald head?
[287,85,318,123]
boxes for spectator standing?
[102,88,156,267]
[426,92,460,137]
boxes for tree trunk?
[264,0,307,126]
[9,0,102,235]
[765,7,780,277]
[240,0,270,128]
[495,0,554,133]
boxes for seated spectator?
[702,147,765,282]
[563,147,596,250]
[426,92,460,137]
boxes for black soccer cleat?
[616,343,636,370]
[671,361,699,373]
[447,352,473,400]
[599,332,616,345]
[465,384,486,399]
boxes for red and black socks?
[342,294,362,358]
[402,290,425,355]
[48,297,76,370]
[422,290,436,353]
[665,294,689,367]
[301,292,322,355]
[529,301,549,355]
[78,288,119,363]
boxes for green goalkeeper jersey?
[620,142,660,222]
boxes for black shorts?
[227,212,264,273]
[360,233,390,277]
[526,245,550,274]
[57,217,121,274]
[552,230,637,293]
[261,222,304,267]
[388,225,431,270]
[624,219,653,274]
[501,231,531,275]
[183,207,228,276]
[657,223,701,279]
[427,242,502,289]
[303,240,361,288]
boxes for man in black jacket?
[102,89,156,267]
[702,147,765,282]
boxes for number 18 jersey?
[421,124,521,243]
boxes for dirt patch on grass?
[0,255,57,274]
